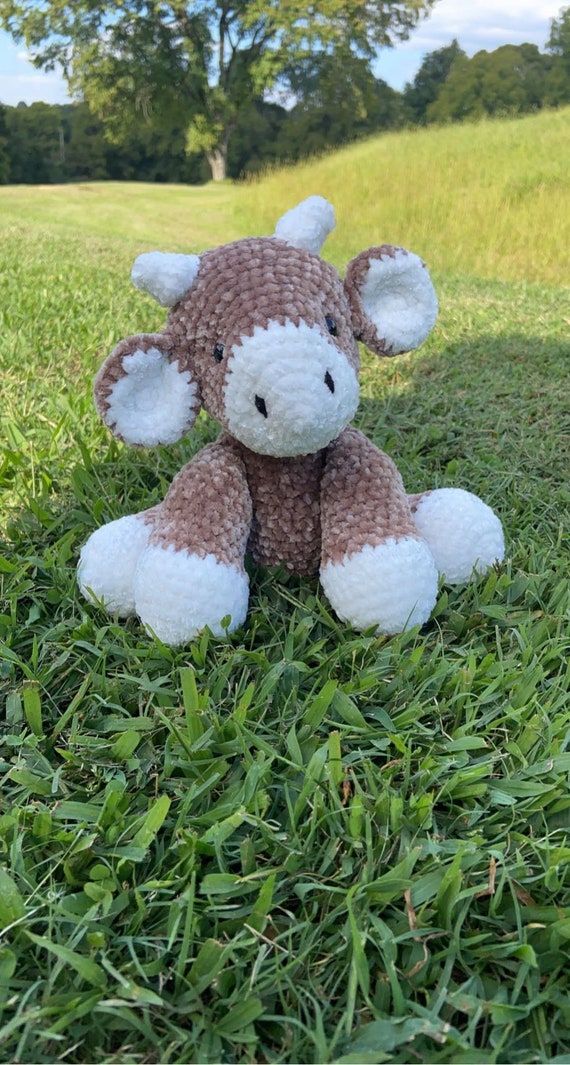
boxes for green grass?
[244,108,570,285]
[1,108,569,1064]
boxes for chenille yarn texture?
[78,195,505,645]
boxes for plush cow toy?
[78,196,504,645]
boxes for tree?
[63,103,108,180]
[403,38,465,123]
[104,118,209,183]
[427,44,550,122]
[548,5,570,62]
[544,5,570,104]
[227,99,286,177]
[0,105,9,183]
[0,0,438,181]
[5,101,66,182]
[279,51,405,161]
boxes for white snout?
[223,320,359,457]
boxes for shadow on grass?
[357,332,568,523]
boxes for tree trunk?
[207,146,227,181]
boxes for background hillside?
[0,108,569,1064]
[2,107,568,283]
[1,11,569,186]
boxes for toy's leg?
[409,488,504,585]
[78,506,160,617]
[320,428,438,634]
[133,442,252,645]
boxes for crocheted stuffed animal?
[78,196,504,645]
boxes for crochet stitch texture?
[78,195,505,644]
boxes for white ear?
[360,249,437,354]
[131,252,201,307]
[94,334,200,446]
[273,195,335,255]
[346,246,438,356]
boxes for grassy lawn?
[1,110,569,1063]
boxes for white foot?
[412,488,504,585]
[320,536,438,634]
[133,545,249,645]
[78,513,152,616]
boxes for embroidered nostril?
[324,371,335,394]
[254,395,268,418]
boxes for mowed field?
[0,109,569,1063]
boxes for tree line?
[0,5,568,186]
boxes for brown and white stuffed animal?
[78,196,504,645]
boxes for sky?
[0,0,563,107]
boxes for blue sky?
[0,0,563,107]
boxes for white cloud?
[401,0,560,53]
[376,0,561,87]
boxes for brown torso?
[225,437,326,576]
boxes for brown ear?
[94,333,201,446]
[345,245,438,356]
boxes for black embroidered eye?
[213,342,224,362]
[325,314,337,336]
[254,395,268,418]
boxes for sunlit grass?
[0,109,569,1063]
[244,108,570,283]
[3,107,568,283]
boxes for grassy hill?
[1,107,568,281]
[246,107,570,284]
[0,109,569,1063]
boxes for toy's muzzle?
[223,319,359,457]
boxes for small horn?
[274,195,335,255]
[131,251,201,307]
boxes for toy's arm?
[151,440,252,565]
[321,427,417,561]
[78,439,252,645]
[319,427,438,633]
[132,440,252,644]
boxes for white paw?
[133,545,249,645]
[320,536,438,634]
[78,513,152,616]
[413,488,505,585]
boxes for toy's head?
[95,196,438,458]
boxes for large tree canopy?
[403,38,465,123]
[0,0,437,179]
[281,51,405,160]
[427,44,555,123]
